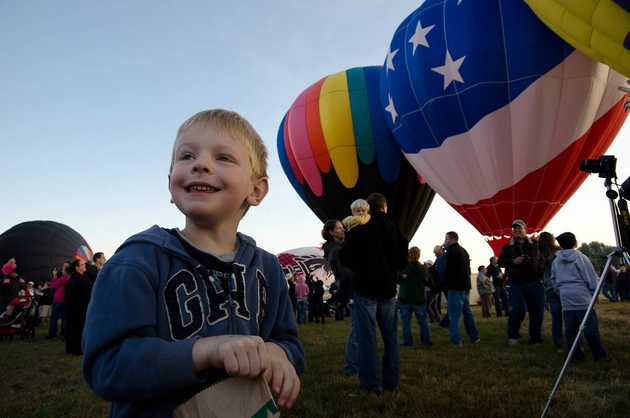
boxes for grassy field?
[1,302,629,418]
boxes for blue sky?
[1,0,629,270]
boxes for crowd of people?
[0,253,106,354]
[306,196,620,396]
[1,208,623,395]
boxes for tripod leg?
[540,254,614,418]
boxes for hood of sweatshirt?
[117,225,258,267]
[555,249,580,264]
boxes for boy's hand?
[263,342,301,409]
[193,335,269,378]
[192,337,300,409]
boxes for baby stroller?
[0,297,39,340]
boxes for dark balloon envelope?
[0,221,92,283]
[277,65,435,241]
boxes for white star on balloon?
[386,47,399,73]
[431,50,466,90]
[457,0,463,4]
[408,21,435,55]
[385,94,398,123]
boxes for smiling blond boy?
[83,109,304,418]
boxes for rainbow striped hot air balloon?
[74,244,93,262]
[278,65,434,240]
[382,0,628,254]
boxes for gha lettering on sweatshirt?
[163,266,264,340]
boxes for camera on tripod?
[580,155,630,250]
[580,155,617,179]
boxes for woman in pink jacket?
[47,262,70,339]
[294,272,310,325]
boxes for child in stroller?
[0,288,39,339]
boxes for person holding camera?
[499,219,545,346]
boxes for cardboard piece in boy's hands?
[174,376,280,418]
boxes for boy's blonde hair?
[350,198,369,212]
[408,246,420,262]
[171,109,268,179]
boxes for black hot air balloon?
[0,221,92,283]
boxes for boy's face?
[352,206,367,217]
[169,123,268,226]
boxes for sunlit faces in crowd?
[352,206,368,217]
[332,221,345,243]
[76,260,87,275]
[511,220,527,239]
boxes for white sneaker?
[508,338,519,346]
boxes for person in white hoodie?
[551,232,607,362]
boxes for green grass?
[1,303,629,418]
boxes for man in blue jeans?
[340,193,408,395]
[602,265,619,302]
[499,219,545,345]
[398,247,432,347]
[443,231,479,346]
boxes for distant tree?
[578,241,617,274]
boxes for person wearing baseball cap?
[511,219,526,229]
[498,219,545,346]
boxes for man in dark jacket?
[398,247,432,347]
[602,265,619,302]
[498,219,544,345]
[487,256,508,316]
[443,231,479,346]
[340,193,407,395]
[85,252,107,285]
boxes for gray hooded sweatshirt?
[550,249,598,311]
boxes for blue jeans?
[493,285,509,316]
[564,309,607,360]
[296,300,308,324]
[48,301,65,337]
[335,302,346,320]
[399,303,431,346]
[343,309,358,376]
[507,281,545,342]
[549,297,563,348]
[353,295,399,392]
[602,282,617,302]
[447,291,479,345]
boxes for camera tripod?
[541,176,630,418]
